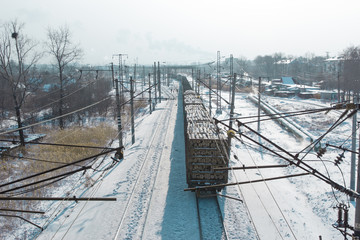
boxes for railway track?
[196,192,228,240]
[265,96,345,116]
[113,98,175,239]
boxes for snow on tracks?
[114,98,176,240]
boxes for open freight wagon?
[181,76,229,190]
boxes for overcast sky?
[1,0,359,65]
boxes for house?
[281,77,296,85]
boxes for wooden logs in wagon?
[183,89,229,188]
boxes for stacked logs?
[183,90,229,189]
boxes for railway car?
[181,76,229,190]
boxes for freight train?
[180,75,229,190]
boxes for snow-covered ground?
[7,76,357,239]
[195,77,356,239]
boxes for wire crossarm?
[214,118,360,199]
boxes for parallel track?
[196,192,228,240]
[113,99,174,239]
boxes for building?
[324,56,344,73]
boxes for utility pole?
[258,77,262,132]
[192,68,194,90]
[158,61,161,103]
[337,69,340,103]
[351,97,358,201]
[162,62,167,86]
[142,66,145,98]
[228,73,236,156]
[125,64,129,90]
[113,54,127,110]
[167,65,169,87]
[230,73,236,127]
[134,64,137,91]
[130,76,135,144]
[111,63,123,150]
[148,73,152,114]
[154,62,157,104]
[354,121,360,238]
[197,69,200,95]
[229,54,233,105]
[209,75,212,116]
[216,51,222,114]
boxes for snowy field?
[5,77,358,239]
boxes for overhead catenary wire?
[1,153,84,166]
[29,138,119,237]
[0,214,43,230]
[237,139,350,204]
[34,82,164,237]
[52,87,159,238]
[0,166,91,195]
[2,84,147,198]
[0,139,117,150]
[298,109,356,160]
[208,119,261,239]
[199,79,270,239]
[215,119,360,199]
[326,143,359,155]
[0,96,112,136]
[26,77,101,116]
[338,123,360,148]
[58,171,107,239]
[204,78,353,235]
[0,84,155,137]
[34,152,117,237]
[183,78,251,235]
[0,148,118,190]
[196,77,230,105]
[241,140,298,239]
[0,208,45,214]
[7,175,69,197]
[53,134,126,239]
[38,144,122,239]
[241,108,329,125]
[4,89,121,235]
[211,132,280,239]
[220,106,334,122]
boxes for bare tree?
[46,25,83,129]
[235,56,249,74]
[252,55,274,78]
[342,46,360,98]
[0,20,41,145]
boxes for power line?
[242,108,329,125]
[27,77,100,116]
[0,197,116,201]
[0,139,117,150]
[0,96,112,136]
[0,214,43,229]
[0,166,91,194]
[0,208,45,214]
[220,106,334,122]
[216,119,360,199]
[0,83,155,137]
[1,153,82,166]
[185,172,310,191]
[0,148,118,190]
[298,109,356,160]
[241,140,298,239]
[7,175,69,197]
